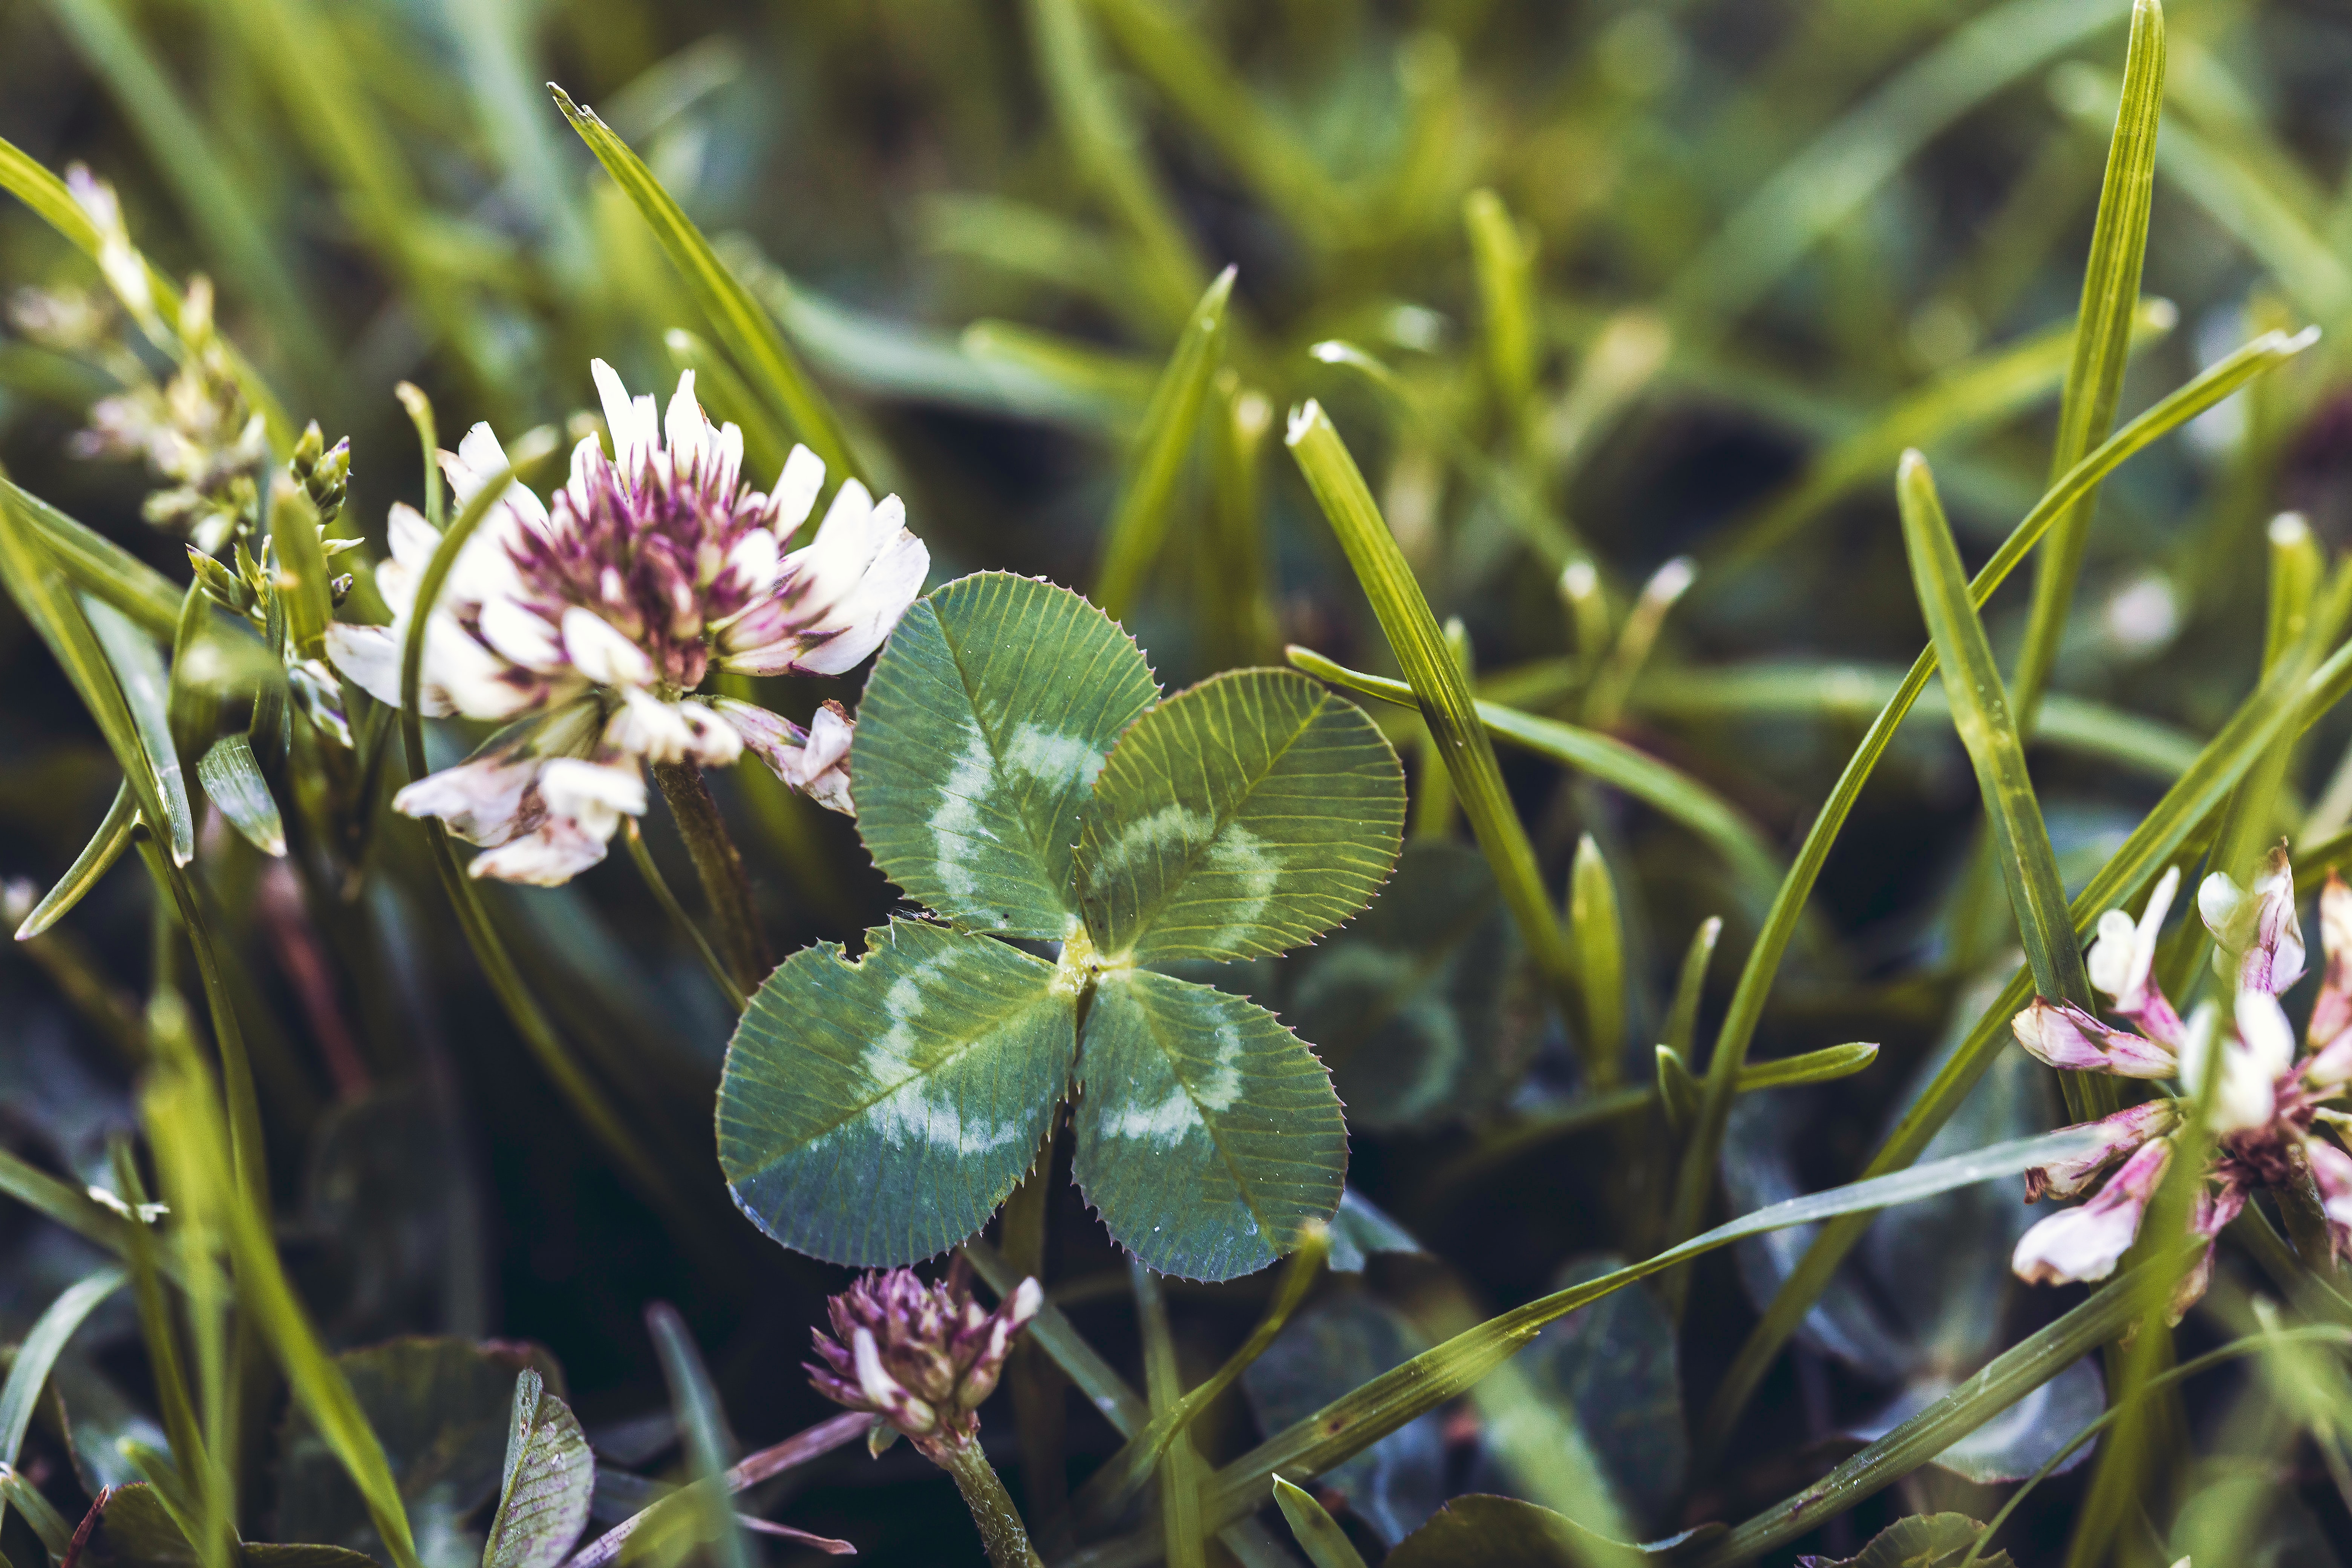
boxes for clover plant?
[717,571,1405,1279]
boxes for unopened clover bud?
[807,1266,1040,1457]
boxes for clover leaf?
[716,572,1406,1279]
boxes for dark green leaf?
[1384,1494,1690,1567]
[0,476,183,638]
[717,919,1074,1266]
[1325,1190,1421,1274]
[484,1371,593,1568]
[1518,1259,1685,1528]
[1794,1513,2011,1568]
[276,1338,561,1562]
[64,1484,381,1568]
[1241,1295,1442,1547]
[853,572,1158,937]
[1282,841,1535,1129]
[1073,968,1343,1280]
[1076,669,1404,963]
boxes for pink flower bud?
[2199,843,2305,998]
[807,1267,1040,1455]
[2012,1000,2176,1079]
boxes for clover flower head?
[807,1266,1042,1456]
[328,360,928,885]
[2009,845,2352,1317]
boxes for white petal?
[325,623,436,714]
[476,595,565,671]
[665,371,708,472]
[560,606,655,688]
[724,528,782,599]
[538,756,647,827]
[467,819,614,885]
[605,687,695,763]
[771,444,827,534]
[431,617,540,720]
[792,522,930,674]
[387,501,441,574]
[680,703,743,767]
[392,750,538,847]
[792,479,880,599]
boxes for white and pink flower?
[329,361,926,884]
[2009,845,2352,1318]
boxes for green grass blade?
[1669,0,2133,337]
[1095,266,1234,620]
[646,1304,752,1568]
[1700,300,2173,583]
[36,0,334,388]
[392,432,686,1220]
[1132,1264,1207,1568]
[1657,323,2313,1337]
[2011,0,2167,723]
[107,1142,209,1534]
[1021,0,1210,330]
[198,736,287,858]
[15,781,139,938]
[1897,451,2091,1009]
[1690,1260,2162,1568]
[1569,836,1626,1090]
[0,1268,126,1465]
[0,1144,140,1259]
[1286,646,1789,914]
[1737,1042,1880,1091]
[1083,0,1345,248]
[1285,403,1580,1027]
[1664,917,1721,1063]
[1271,1478,1367,1568]
[552,83,862,482]
[1701,623,2352,1455]
[1465,190,1538,436]
[662,328,795,485]
[86,596,196,866]
[0,477,185,640]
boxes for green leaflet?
[1072,968,1345,1280]
[718,919,1076,1266]
[484,1371,594,1568]
[854,572,1160,937]
[1078,669,1405,962]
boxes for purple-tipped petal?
[2200,843,2306,997]
[2013,1137,2170,1286]
[2012,1000,2176,1079]
[2022,1100,2176,1202]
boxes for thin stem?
[651,761,771,994]
[941,1438,1047,1568]
[623,819,747,1012]
[999,1159,1068,1525]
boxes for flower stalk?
[650,759,769,991]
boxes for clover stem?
[651,761,770,992]
[940,1437,1046,1568]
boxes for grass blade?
[1286,645,1788,914]
[0,1267,126,1548]
[1736,1042,1880,1091]
[646,1304,752,1568]
[1690,1260,2162,1568]
[1701,618,2352,1456]
[1286,402,1581,1027]
[0,1144,140,1259]
[1896,452,2093,1012]
[197,736,287,858]
[1570,836,1626,1090]
[0,476,186,639]
[85,596,196,867]
[1095,266,1234,620]
[1658,323,2314,1373]
[15,781,139,938]
[2011,0,2167,722]
[552,83,862,482]
[1465,190,1538,438]
[1271,1478,1367,1568]
[1132,1264,1207,1568]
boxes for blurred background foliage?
[5,0,2352,1562]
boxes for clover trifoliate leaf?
[1072,967,1344,1279]
[717,919,1077,1266]
[1075,669,1403,962]
[853,572,1159,937]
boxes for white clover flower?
[329,361,927,885]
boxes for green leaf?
[1095,266,1234,620]
[1076,669,1404,962]
[646,1306,750,1568]
[717,919,1075,1267]
[853,572,1159,938]
[276,1338,560,1562]
[0,1269,126,1467]
[14,781,140,938]
[1383,1495,1678,1568]
[1740,1042,1880,1091]
[84,595,195,866]
[1520,1259,1685,1529]
[1793,1515,2011,1568]
[1568,836,1626,1089]
[1897,452,2090,1013]
[1241,1295,1442,1547]
[61,1484,382,1568]
[551,84,860,481]
[484,1370,594,1568]
[1465,190,1537,424]
[1072,968,1343,1280]
[1272,1478,1369,1568]
[1282,841,1536,1130]
[198,736,286,857]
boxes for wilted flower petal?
[2013,1136,2170,1286]
[2022,1099,2177,1202]
[717,698,855,815]
[2012,1000,2177,1079]
[2199,844,2305,997]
